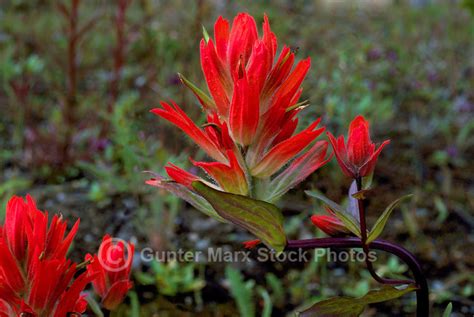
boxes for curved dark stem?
[355,177,411,285]
[364,250,414,285]
[286,237,429,316]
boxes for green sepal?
[178,73,216,111]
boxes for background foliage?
[0,0,473,316]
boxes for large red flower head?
[327,115,390,179]
[86,235,134,311]
[0,195,92,317]
[150,13,330,208]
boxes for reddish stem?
[109,0,129,111]
[61,0,80,164]
[355,177,412,285]
[286,237,429,316]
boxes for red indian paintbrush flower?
[0,195,93,317]
[86,235,134,311]
[311,207,351,237]
[149,13,330,212]
[327,115,390,179]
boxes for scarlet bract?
[327,115,390,179]
[150,13,331,215]
[0,195,133,316]
[0,195,91,317]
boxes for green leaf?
[134,271,156,285]
[367,194,413,244]
[177,73,216,110]
[305,190,361,237]
[298,284,418,317]
[128,291,140,317]
[226,267,255,317]
[257,287,273,317]
[194,181,286,252]
[85,296,104,317]
[265,273,285,303]
[442,302,453,317]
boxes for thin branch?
[355,177,412,285]
[286,237,429,316]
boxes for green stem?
[85,296,104,317]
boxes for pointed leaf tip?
[202,25,210,43]
[367,194,413,243]
[178,73,216,110]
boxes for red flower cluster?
[86,236,134,310]
[150,13,330,204]
[0,195,91,316]
[149,13,391,243]
[328,115,390,179]
[0,195,133,316]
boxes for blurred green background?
[0,0,473,316]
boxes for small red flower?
[86,235,134,311]
[311,207,351,237]
[327,115,390,178]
